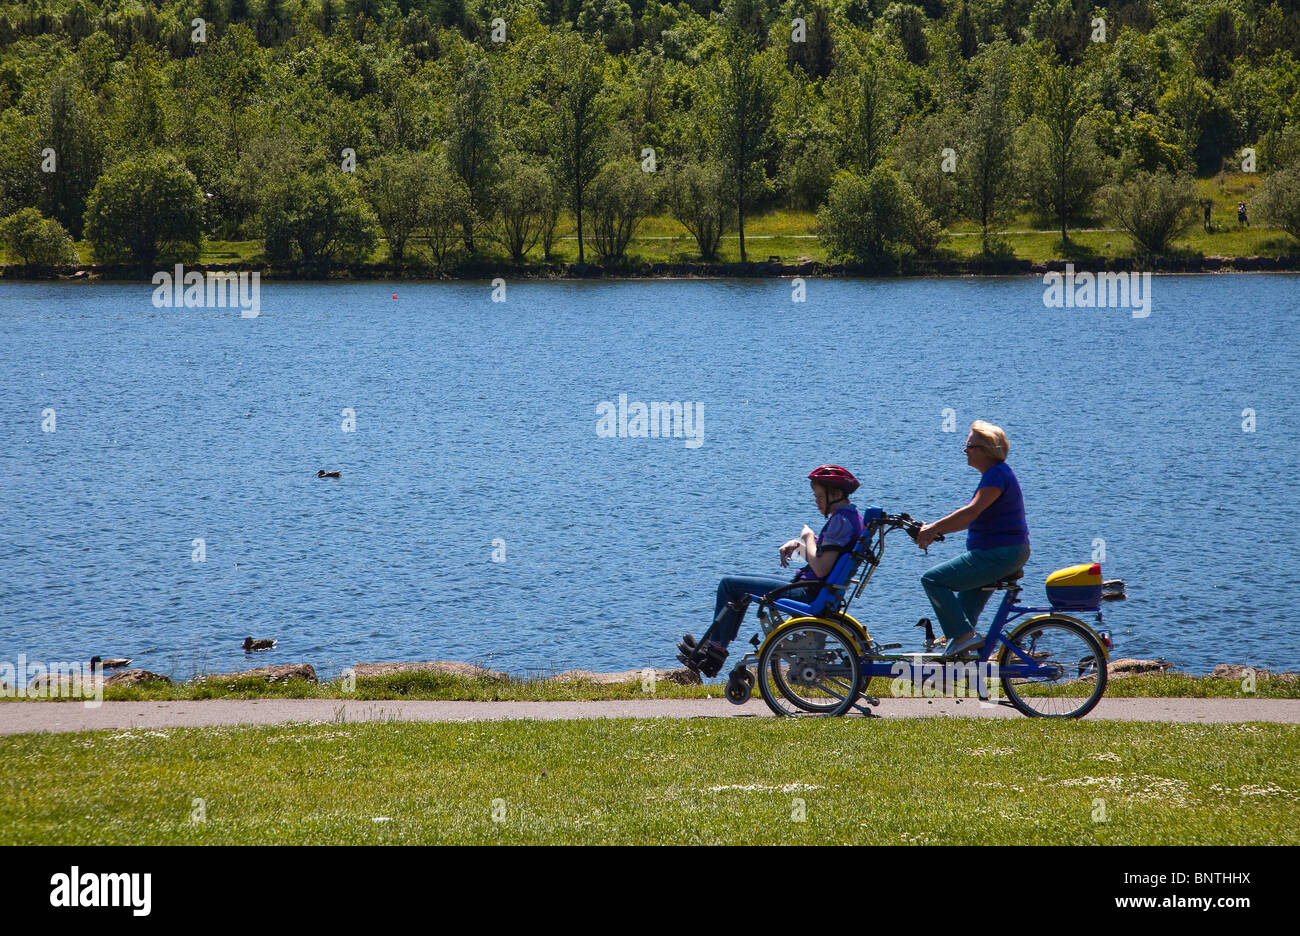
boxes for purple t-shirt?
[967,462,1029,550]
[796,505,864,581]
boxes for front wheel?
[758,620,861,717]
[997,617,1107,718]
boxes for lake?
[2,274,1298,681]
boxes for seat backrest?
[799,530,874,615]
[772,508,883,616]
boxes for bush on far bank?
[1098,170,1199,256]
[0,208,78,267]
[83,152,203,268]
[1251,161,1300,242]
[816,165,939,268]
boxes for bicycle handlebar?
[874,512,944,543]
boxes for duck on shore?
[89,656,131,670]
[317,470,341,478]
[242,637,277,652]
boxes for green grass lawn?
[16,195,1295,272]
[2,717,1295,844]
[180,223,1292,269]
[10,172,1295,271]
[4,670,1296,703]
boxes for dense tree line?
[1,0,1299,269]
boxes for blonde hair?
[970,420,1009,461]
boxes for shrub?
[1251,162,1300,242]
[0,208,78,267]
[492,152,550,264]
[83,152,202,267]
[584,159,658,263]
[1098,170,1198,255]
[665,159,728,262]
[816,166,939,267]
[260,169,379,273]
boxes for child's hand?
[779,539,802,567]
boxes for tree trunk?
[576,198,584,264]
[738,198,746,263]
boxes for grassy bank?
[2,717,1295,845]
[4,671,1298,703]
[12,175,1298,276]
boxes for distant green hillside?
[1,0,1298,271]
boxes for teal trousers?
[921,545,1031,639]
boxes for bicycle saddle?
[989,568,1025,589]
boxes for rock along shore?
[6,253,1300,283]
[10,658,1297,693]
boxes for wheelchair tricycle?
[686,509,1116,719]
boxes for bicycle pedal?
[878,643,902,650]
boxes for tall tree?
[1030,62,1102,241]
[38,74,101,239]
[361,151,437,264]
[849,48,897,174]
[1197,7,1238,82]
[106,44,168,166]
[710,29,773,263]
[447,49,501,253]
[955,2,978,60]
[960,46,1019,254]
[787,2,834,80]
[887,4,929,67]
[551,37,606,264]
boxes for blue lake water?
[2,275,1298,681]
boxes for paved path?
[2,697,1298,734]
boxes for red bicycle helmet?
[807,464,860,494]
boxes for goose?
[317,470,341,478]
[89,656,132,670]
[242,637,277,652]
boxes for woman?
[678,465,864,677]
[915,421,1030,658]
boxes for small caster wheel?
[725,667,753,705]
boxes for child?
[678,465,864,677]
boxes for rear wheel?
[758,620,861,717]
[997,617,1107,718]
